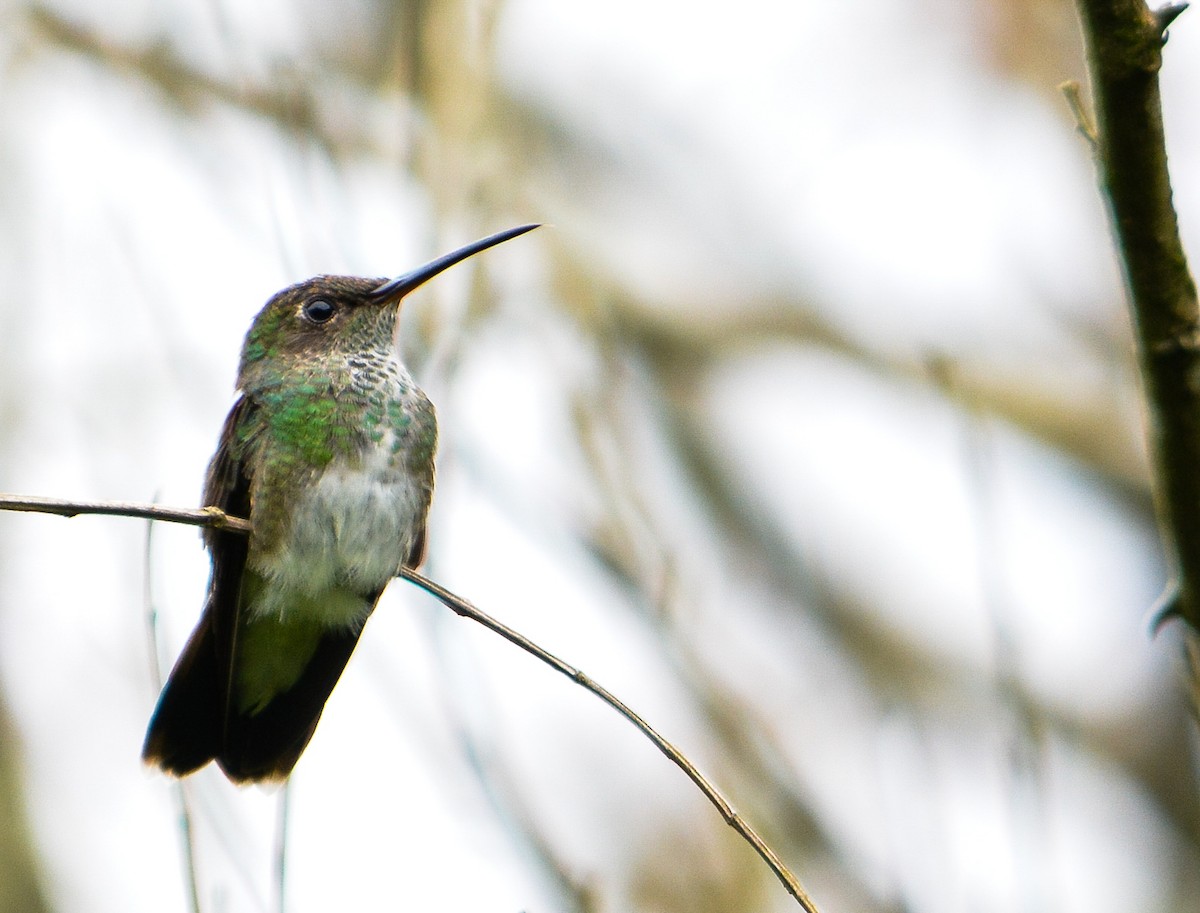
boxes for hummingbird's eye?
[302,298,336,324]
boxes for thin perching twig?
[0,492,821,913]
[396,567,820,912]
[0,493,252,533]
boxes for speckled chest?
[248,362,437,608]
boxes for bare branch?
[0,494,251,533]
[1074,1,1200,640]
[0,492,820,911]
[396,567,821,912]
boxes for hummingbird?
[143,224,539,783]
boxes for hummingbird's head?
[236,224,539,391]
[238,274,394,383]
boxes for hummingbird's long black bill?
[370,223,540,303]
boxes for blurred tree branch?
[603,284,1152,503]
[24,5,373,157]
[0,698,51,913]
[0,493,821,913]
[1073,0,1200,665]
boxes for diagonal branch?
[1074,0,1200,639]
[0,492,820,912]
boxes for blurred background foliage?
[0,0,1197,911]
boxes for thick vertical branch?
[1076,0,1200,634]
